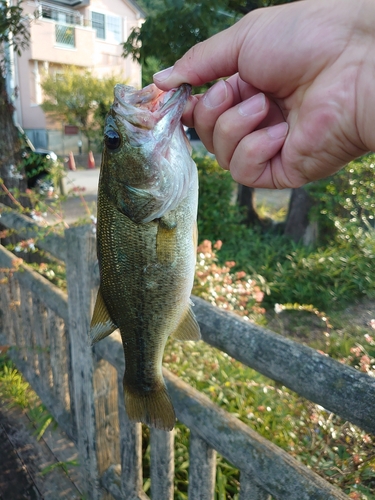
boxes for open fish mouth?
[113,83,191,130]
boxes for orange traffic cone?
[68,151,76,171]
[88,151,95,169]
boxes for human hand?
[154,0,375,189]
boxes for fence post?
[188,432,216,500]
[239,472,271,500]
[150,429,174,500]
[65,225,101,498]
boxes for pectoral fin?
[156,214,177,264]
[172,305,201,341]
[90,288,117,345]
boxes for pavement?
[52,164,291,226]
[41,168,99,226]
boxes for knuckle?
[215,115,236,139]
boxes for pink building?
[8,0,145,153]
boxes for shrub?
[195,152,375,311]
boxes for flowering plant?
[193,240,265,322]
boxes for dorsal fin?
[90,288,117,345]
[172,305,201,341]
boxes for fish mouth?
[113,83,191,130]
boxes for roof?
[45,0,146,17]
[124,0,146,18]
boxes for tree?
[41,67,126,152]
[123,0,238,74]
[0,0,32,209]
[124,0,297,72]
[124,0,303,237]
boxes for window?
[106,15,121,43]
[55,24,75,47]
[92,12,105,39]
[92,12,121,43]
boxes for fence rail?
[1,204,373,498]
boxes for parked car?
[17,125,58,194]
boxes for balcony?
[30,15,95,67]
[38,2,86,27]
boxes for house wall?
[13,0,143,152]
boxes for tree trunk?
[0,72,32,252]
[0,73,29,208]
[284,187,318,245]
[237,184,263,226]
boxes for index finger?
[153,20,248,90]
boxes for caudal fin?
[124,384,176,431]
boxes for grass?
[0,353,55,440]
[161,320,375,499]
[2,152,375,498]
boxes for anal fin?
[90,288,117,345]
[172,306,201,341]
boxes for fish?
[89,83,200,431]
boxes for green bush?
[195,153,375,311]
[307,153,375,242]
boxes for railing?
[38,2,85,27]
[1,203,374,499]
[55,24,75,48]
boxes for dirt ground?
[266,297,375,347]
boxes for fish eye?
[105,129,121,150]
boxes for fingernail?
[154,66,174,83]
[238,93,265,116]
[267,122,288,139]
[204,80,228,109]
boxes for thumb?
[153,22,246,90]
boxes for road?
[55,166,291,225]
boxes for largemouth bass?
[89,83,200,431]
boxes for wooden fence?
[1,203,374,500]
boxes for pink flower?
[197,240,212,255]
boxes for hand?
[154,0,375,189]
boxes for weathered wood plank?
[19,287,39,377]
[0,202,67,261]
[8,274,23,355]
[0,332,73,438]
[0,271,13,342]
[188,432,216,500]
[95,335,348,499]
[65,225,102,499]
[0,244,69,322]
[94,332,147,499]
[33,297,53,393]
[191,296,375,435]
[101,464,150,500]
[150,428,174,500]
[47,309,70,413]
[239,472,271,500]
[164,369,348,500]
[93,359,120,483]
[0,401,82,499]
[115,355,148,500]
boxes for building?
[8,0,145,154]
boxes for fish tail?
[124,382,176,431]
